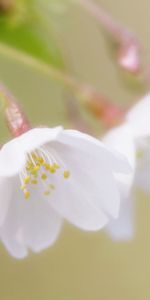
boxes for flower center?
[20,147,70,199]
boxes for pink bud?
[117,39,141,74]
[80,85,126,127]
[0,84,31,137]
[5,100,31,137]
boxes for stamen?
[31,179,38,185]
[41,173,47,180]
[28,153,36,166]
[24,176,30,184]
[24,190,30,200]
[30,165,40,175]
[53,163,60,169]
[63,170,70,179]
[44,191,51,196]
[20,184,26,190]
[49,165,56,173]
[36,156,45,165]
[44,163,51,171]
[20,148,70,200]
[49,184,55,190]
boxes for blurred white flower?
[0,126,130,258]
[126,93,150,194]
[103,93,150,241]
[103,124,136,240]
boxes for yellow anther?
[30,165,40,175]
[44,191,50,196]
[37,156,45,165]
[49,166,56,173]
[20,150,68,199]
[49,184,55,190]
[20,185,26,190]
[53,163,60,169]
[26,166,33,172]
[31,179,38,185]
[63,170,70,179]
[26,160,34,168]
[24,191,30,200]
[44,163,51,171]
[24,176,30,184]
[41,173,47,180]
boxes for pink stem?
[79,0,133,43]
[65,95,93,134]
[79,0,141,74]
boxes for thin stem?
[78,0,133,44]
[0,42,80,92]
[78,0,141,74]
[0,43,125,127]
[65,94,93,134]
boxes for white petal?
[126,93,150,137]
[0,140,26,177]
[102,124,136,168]
[114,173,133,199]
[49,178,109,231]
[19,127,63,152]
[102,125,135,241]
[102,124,135,197]
[134,148,150,193]
[0,178,63,258]
[21,197,63,253]
[0,177,13,226]
[58,129,132,174]
[1,228,28,259]
[135,165,150,193]
[106,195,135,241]
[46,140,122,229]
[0,127,63,177]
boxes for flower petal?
[0,127,63,177]
[19,127,63,152]
[1,227,28,259]
[126,93,150,137]
[135,160,150,193]
[102,124,136,168]
[102,124,135,241]
[106,195,135,241]
[0,178,63,258]
[58,129,132,174]
[49,177,109,231]
[0,140,26,177]
[21,195,63,253]
[0,177,13,226]
[46,139,121,229]
[132,145,150,193]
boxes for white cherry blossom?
[0,126,130,258]
[126,93,150,194]
[103,93,150,241]
[103,124,136,240]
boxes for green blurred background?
[0,0,150,299]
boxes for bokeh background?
[0,0,150,299]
